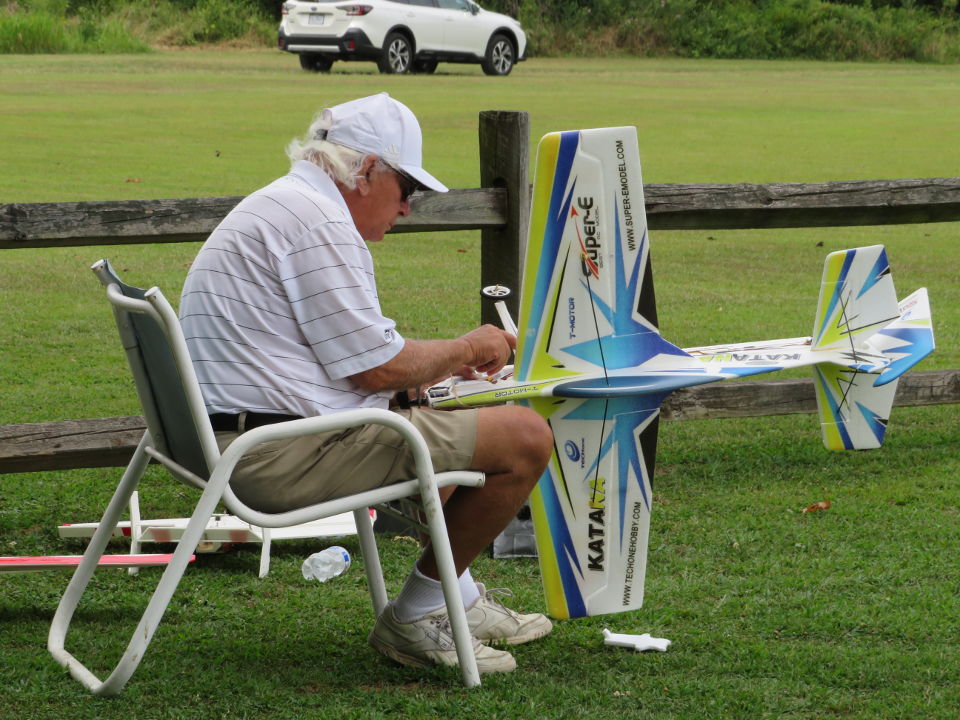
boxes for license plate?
[307,13,328,25]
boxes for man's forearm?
[350,324,514,393]
[349,338,472,393]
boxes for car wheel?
[299,53,334,73]
[378,33,413,74]
[413,59,438,74]
[481,34,514,76]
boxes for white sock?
[393,565,481,623]
[393,565,446,623]
[458,567,481,608]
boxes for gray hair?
[286,109,387,190]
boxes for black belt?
[209,412,304,433]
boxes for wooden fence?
[2,110,958,474]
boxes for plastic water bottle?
[301,546,351,582]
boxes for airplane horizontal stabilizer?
[814,364,897,450]
[812,245,900,355]
[811,247,935,450]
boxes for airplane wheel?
[482,285,512,299]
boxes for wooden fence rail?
[4,178,960,250]
[1,110,956,474]
[2,370,957,475]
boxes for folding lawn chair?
[48,260,486,695]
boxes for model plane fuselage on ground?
[427,127,935,620]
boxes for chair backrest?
[93,260,214,481]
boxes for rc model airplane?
[426,127,935,619]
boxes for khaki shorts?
[215,407,479,513]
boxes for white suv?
[279,0,526,75]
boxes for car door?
[433,0,480,55]
[402,0,446,53]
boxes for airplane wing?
[528,395,663,618]
[517,127,682,385]
[518,127,670,618]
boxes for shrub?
[0,10,69,52]
[2,0,959,59]
[523,0,960,61]
[0,0,275,49]
[0,1,147,52]
[195,0,253,43]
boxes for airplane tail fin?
[810,245,935,450]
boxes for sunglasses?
[379,161,417,203]
[393,168,418,203]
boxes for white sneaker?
[369,603,516,674]
[466,583,553,646]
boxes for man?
[179,93,553,674]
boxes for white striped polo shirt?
[179,161,404,417]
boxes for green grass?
[2,53,960,200]
[1,53,958,718]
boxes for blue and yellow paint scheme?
[427,127,935,619]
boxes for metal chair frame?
[48,260,485,695]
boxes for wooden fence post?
[478,110,530,327]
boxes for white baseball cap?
[318,93,448,193]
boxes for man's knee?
[475,405,553,477]
[510,406,553,466]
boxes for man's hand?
[459,325,515,377]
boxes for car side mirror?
[470,2,479,14]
